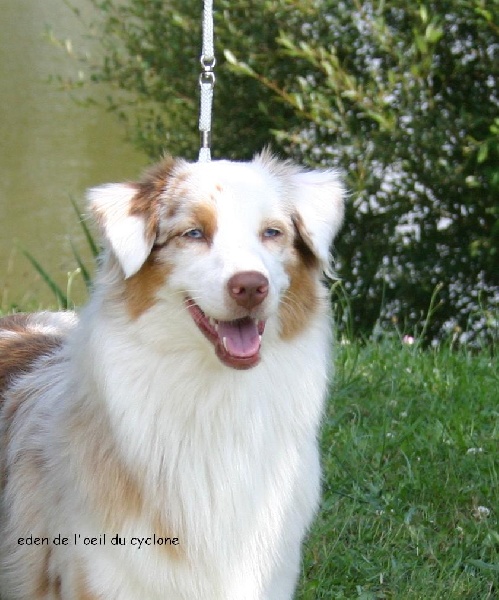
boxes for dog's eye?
[183,228,204,240]
[263,227,282,239]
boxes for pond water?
[0,0,147,309]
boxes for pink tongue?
[217,318,261,358]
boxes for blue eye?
[263,227,282,238]
[183,228,204,239]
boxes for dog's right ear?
[87,183,155,279]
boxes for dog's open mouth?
[186,298,265,370]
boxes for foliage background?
[66,0,499,343]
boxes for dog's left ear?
[87,183,155,279]
[291,170,345,272]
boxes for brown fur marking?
[0,315,64,398]
[153,514,185,560]
[279,215,321,340]
[76,570,99,600]
[33,548,51,598]
[67,400,185,563]
[191,202,218,242]
[164,170,190,219]
[124,254,171,320]
[291,213,319,270]
[52,574,62,600]
[68,401,145,533]
[280,254,319,340]
[129,156,179,243]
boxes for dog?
[0,151,344,599]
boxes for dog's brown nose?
[228,271,269,309]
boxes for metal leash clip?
[198,1,216,162]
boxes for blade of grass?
[69,194,99,258]
[66,267,82,306]
[68,237,92,291]
[20,247,68,309]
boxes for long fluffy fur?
[0,154,344,599]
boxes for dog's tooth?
[222,337,228,351]
[259,335,262,343]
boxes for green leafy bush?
[66,0,498,343]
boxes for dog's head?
[88,152,344,369]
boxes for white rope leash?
[198,0,215,162]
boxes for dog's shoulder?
[0,311,77,398]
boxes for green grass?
[297,339,498,599]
